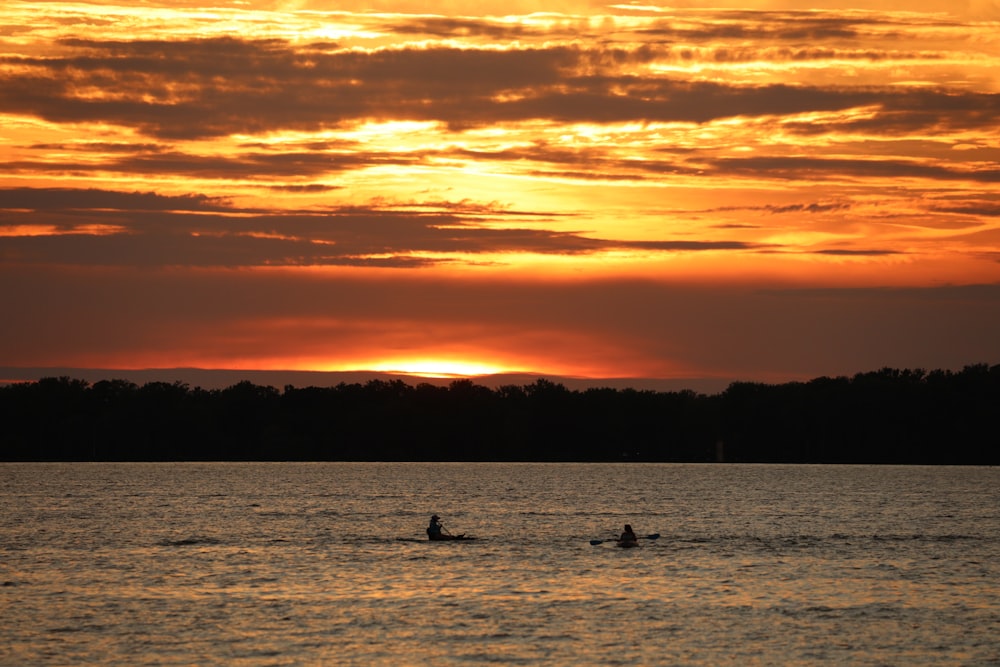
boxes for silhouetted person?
[427,514,447,540]
[427,514,467,540]
[619,524,638,546]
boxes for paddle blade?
[589,539,605,545]
[644,533,660,540]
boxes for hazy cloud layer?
[0,187,774,267]
[3,262,998,381]
[3,37,992,139]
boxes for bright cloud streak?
[1,0,999,384]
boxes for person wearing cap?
[427,514,445,540]
[618,524,638,546]
[427,513,469,540]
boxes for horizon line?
[0,365,740,394]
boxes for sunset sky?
[2,0,999,387]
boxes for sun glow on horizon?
[366,359,512,378]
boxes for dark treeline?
[1,364,998,464]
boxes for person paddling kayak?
[427,514,468,540]
[617,524,639,547]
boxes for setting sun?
[367,359,510,379]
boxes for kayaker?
[619,524,638,546]
[427,514,446,540]
[427,514,469,540]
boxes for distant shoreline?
[2,365,997,465]
[0,366,733,395]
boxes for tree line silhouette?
[1,364,997,463]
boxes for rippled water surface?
[2,462,999,665]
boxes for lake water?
[1,462,998,666]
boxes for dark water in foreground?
[2,463,998,665]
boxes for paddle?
[590,533,660,546]
[439,523,467,540]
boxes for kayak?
[429,534,475,541]
[589,533,658,546]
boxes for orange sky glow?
[2,0,999,387]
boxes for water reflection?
[1,463,998,665]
